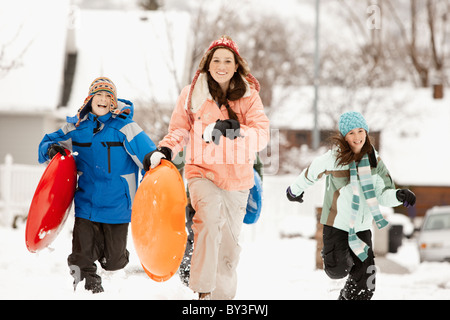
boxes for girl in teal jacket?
[287,111,415,300]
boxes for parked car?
[417,206,450,262]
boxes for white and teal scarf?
[349,154,388,261]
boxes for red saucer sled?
[131,159,187,282]
[25,150,77,253]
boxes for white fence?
[0,154,45,227]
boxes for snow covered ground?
[1,175,450,300]
[2,222,450,300]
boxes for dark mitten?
[286,186,304,203]
[215,119,240,139]
[143,147,172,171]
[396,189,416,208]
[204,119,241,145]
[48,144,67,159]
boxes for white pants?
[187,178,249,300]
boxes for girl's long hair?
[328,130,375,167]
[201,47,247,123]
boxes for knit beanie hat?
[185,36,260,112]
[199,36,246,72]
[75,77,118,126]
[201,36,260,88]
[338,111,369,137]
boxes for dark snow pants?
[67,217,129,290]
[321,225,376,300]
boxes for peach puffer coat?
[159,72,270,191]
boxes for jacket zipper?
[102,142,123,173]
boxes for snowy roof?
[269,85,389,131]
[381,88,450,187]
[0,0,69,112]
[66,9,191,115]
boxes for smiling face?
[91,91,111,116]
[345,128,367,154]
[208,48,238,92]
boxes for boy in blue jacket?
[38,77,156,293]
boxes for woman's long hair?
[201,47,247,122]
[328,130,375,167]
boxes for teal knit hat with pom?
[338,111,369,137]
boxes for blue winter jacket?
[38,99,156,224]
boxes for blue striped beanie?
[338,111,369,137]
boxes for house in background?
[0,1,192,166]
[0,1,192,225]
[65,8,192,127]
[380,88,450,218]
[269,86,382,164]
[0,0,70,165]
[270,85,450,217]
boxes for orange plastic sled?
[131,159,187,282]
[25,150,77,253]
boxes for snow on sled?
[25,149,77,253]
[131,159,187,282]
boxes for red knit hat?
[186,36,260,112]
[207,36,241,57]
[198,36,249,75]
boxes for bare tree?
[0,24,33,79]
[332,0,404,87]
[185,1,245,80]
[240,13,307,108]
[133,96,173,143]
[332,0,449,88]
[185,0,308,108]
[307,1,418,134]
[131,11,186,143]
[385,0,449,87]
[426,0,448,85]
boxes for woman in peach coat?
[144,36,270,299]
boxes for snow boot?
[85,274,104,294]
[338,278,373,300]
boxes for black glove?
[48,144,67,159]
[203,119,241,145]
[143,147,172,171]
[396,189,416,208]
[286,186,304,203]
